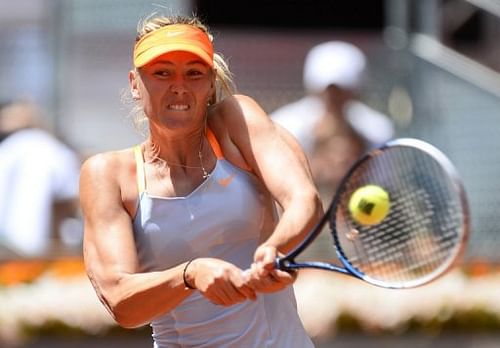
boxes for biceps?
[274,124,314,180]
[83,209,138,293]
[254,125,316,205]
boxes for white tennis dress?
[132,130,314,348]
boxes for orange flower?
[0,260,47,285]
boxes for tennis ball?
[348,185,390,225]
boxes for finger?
[260,247,277,267]
[205,276,244,306]
[241,268,251,282]
[233,272,257,301]
[250,262,260,276]
[215,285,245,306]
[245,262,263,279]
[257,261,273,277]
[237,284,257,301]
[228,270,258,302]
[252,274,278,292]
[243,264,258,288]
[270,269,296,284]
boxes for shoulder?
[79,148,140,222]
[209,94,269,132]
[79,147,140,214]
[80,148,135,189]
[207,95,270,170]
[218,94,265,115]
[81,150,123,173]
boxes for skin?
[80,49,323,328]
[311,85,365,193]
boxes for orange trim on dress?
[206,128,252,172]
[206,128,224,160]
[134,145,146,195]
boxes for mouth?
[168,103,190,111]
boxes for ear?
[128,70,141,100]
[210,68,217,89]
[208,69,216,104]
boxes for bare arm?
[221,95,323,253]
[215,95,323,293]
[273,122,315,189]
[80,152,255,328]
[80,153,192,328]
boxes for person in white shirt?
[272,42,396,339]
[0,101,81,257]
[271,41,394,193]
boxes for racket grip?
[242,258,287,278]
[275,257,292,271]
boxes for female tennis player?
[79,14,322,347]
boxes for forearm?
[248,191,322,294]
[94,262,192,328]
[263,190,323,253]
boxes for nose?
[170,77,187,95]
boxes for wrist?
[256,243,283,257]
[183,259,196,290]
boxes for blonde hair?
[127,14,236,132]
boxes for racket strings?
[335,146,465,286]
[354,151,430,279]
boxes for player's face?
[131,51,214,130]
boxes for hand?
[244,245,297,293]
[186,258,256,306]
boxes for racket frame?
[275,138,470,289]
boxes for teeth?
[169,104,189,111]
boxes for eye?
[154,70,171,78]
[186,69,205,78]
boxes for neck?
[145,125,211,179]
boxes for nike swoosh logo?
[218,174,235,187]
[165,31,183,37]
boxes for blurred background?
[1,0,500,347]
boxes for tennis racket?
[277,138,469,289]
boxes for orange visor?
[133,24,214,68]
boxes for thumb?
[255,245,278,271]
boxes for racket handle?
[275,257,292,271]
[242,258,290,278]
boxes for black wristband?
[183,259,196,290]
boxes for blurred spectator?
[271,42,396,340]
[271,41,394,195]
[0,101,81,257]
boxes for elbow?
[86,268,153,328]
[302,186,324,223]
[113,311,145,329]
[96,285,146,329]
[310,191,324,226]
[288,187,323,229]
[106,296,146,329]
[313,192,324,222]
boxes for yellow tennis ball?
[348,185,390,225]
